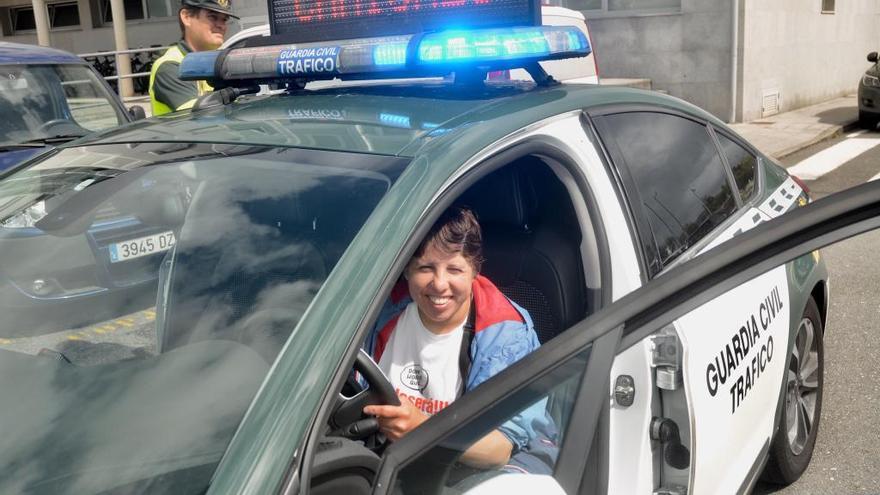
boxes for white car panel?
[608,342,658,494]
[676,266,791,492]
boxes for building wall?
[0,0,266,54]
[585,0,735,120]
[738,0,880,122]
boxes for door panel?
[606,342,656,494]
[373,328,624,495]
[675,266,790,493]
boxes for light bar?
[179,50,221,81]
[269,0,540,44]
[418,26,588,65]
[179,25,590,84]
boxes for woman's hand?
[365,400,512,469]
[364,399,428,441]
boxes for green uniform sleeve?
[153,61,199,111]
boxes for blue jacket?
[365,275,555,467]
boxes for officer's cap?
[181,0,239,19]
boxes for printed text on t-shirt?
[396,387,451,415]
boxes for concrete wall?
[738,0,880,122]
[586,0,735,120]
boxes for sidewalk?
[729,94,858,160]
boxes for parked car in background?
[0,42,144,172]
[858,51,880,129]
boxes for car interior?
[456,156,591,343]
[309,152,602,494]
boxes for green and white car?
[0,2,853,494]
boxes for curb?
[773,120,861,160]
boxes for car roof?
[0,41,83,65]
[74,83,723,159]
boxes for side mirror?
[868,52,879,63]
[128,105,147,121]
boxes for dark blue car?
[0,42,142,171]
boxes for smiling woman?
[363,207,543,470]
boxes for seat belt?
[458,300,476,398]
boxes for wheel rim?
[784,317,820,456]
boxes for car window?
[716,132,758,202]
[387,346,592,494]
[0,64,124,145]
[598,112,738,270]
[0,143,408,494]
[55,64,125,132]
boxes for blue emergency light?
[179,25,590,85]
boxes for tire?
[859,110,879,130]
[762,296,824,485]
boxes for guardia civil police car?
[0,1,837,494]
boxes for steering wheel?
[329,349,401,440]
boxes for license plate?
[109,231,176,263]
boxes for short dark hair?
[178,6,200,35]
[413,206,484,272]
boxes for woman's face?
[406,243,477,334]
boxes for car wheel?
[763,296,823,484]
[859,110,879,130]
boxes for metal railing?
[78,45,170,93]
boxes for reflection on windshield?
[0,143,405,493]
[0,64,124,146]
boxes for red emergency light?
[269,0,541,44]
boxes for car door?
[588,108,791,491]
[369,177,880,495]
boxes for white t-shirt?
[378,302,464,416]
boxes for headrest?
[456,164,535,230]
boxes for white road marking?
[869,171,880,182]
[788,131,880,180]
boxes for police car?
[0,1,841,494]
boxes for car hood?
[0,147,48,172]
[0,340,268,494]
[73,84,545,157]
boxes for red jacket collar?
[388,275,523,332]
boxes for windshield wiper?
[21,134,87,145]
[0,142,47,151]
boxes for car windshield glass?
[0,142,407,494]
[0,64,125,146]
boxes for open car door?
[367,180,880,495]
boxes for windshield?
[0,142,406,493]
[0,64,125,147]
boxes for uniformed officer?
[148,0,237,116]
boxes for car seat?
[457,157,588,343]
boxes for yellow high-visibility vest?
[148,44,213,116]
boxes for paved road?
[0,306,157,365]
[755,130,880,494]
